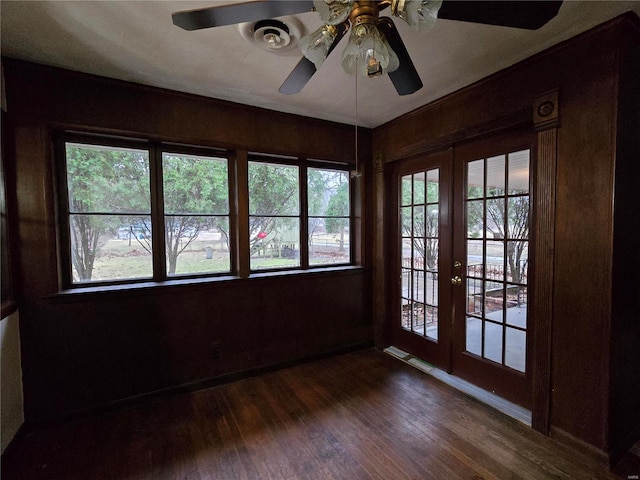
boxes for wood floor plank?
[1,349,630,480]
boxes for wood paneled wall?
[608,20,640,462]
[2,59,374,423]
[4,12,639,464]
[373,14,639,460]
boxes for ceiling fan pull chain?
[352,61,362,179]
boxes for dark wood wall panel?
[549,27,617,450]
[608,22,640,461]
[21,271,369,422]
[3,60,359,162]
[3,59,373,424]
[374,14,639,455]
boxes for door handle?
[451,275,462,286]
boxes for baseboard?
[384,346,532,426]
[0,422,26,460]
[549,426,609,468]
[608,420,640,466]
[22,341,374,433]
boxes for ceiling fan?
[172,1,563,96]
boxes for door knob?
[453,261,462,269]
[451,275,462,285]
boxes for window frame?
[247,154,353,274]
[57,133,232,289]
[57,133,355,291]
[160,146,233,279]
[305,163,353,270]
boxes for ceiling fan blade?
[279,57,317,95]
[173,0,314,31]
[438,1,562,30]
[279,22,349,95]
[378,18,423,96]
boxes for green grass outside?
[85,237,348,281]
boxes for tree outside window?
[162,153,229,276]
[62,137,353,286]
[65,143,152,283]
[308,168,350,265]
[248,162,300,270]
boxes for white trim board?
[384,346,532,426]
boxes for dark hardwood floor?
[2,349,636,479]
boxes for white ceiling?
[2,1,639,128]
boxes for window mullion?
[234,150,250,278]
[299,164,309,269]
[150,144,166,280]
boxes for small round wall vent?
[238,16,304,53]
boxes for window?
[248,161,300,271]
[65,142,153,283]
[59,135,353,288]
[61,138,230,286]
[162,153,229,276]
[308,167,350,266]
[247,159,352,272]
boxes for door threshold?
[384,346,532,426]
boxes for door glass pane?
[505,327,526,372]
[486,240,504,279]
[467,160,484,199]
[505,284,527,328]
[464,151,530,372]
[484,322,503,364]
[508,150,530,194]
[507,240,528,284]
[413,205,425,238]
[466,277,482,315]
[467,200,484,237]
[401,207,412,235]
[426,169,439,202]
[467,240,483,278]
[401,175,412,206]
[486,198,505,238]
[507,197,529,239]
[485,282,503,324]
[486,155,505,196]
[400,167,440,341]
[413,172,425,204]
[466,317,482,356]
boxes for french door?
[391,128,534,408]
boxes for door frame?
[388,125,537,410]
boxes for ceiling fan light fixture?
[300,24,338,68]
[341,20,399,78]
[393,0,442,32]
[313,0,354,25]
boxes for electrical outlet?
[210,341,221,359]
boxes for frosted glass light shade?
[341,23,399,77]
[397,0,442,32]
[313,0,353,25]
[300,25,337,68]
